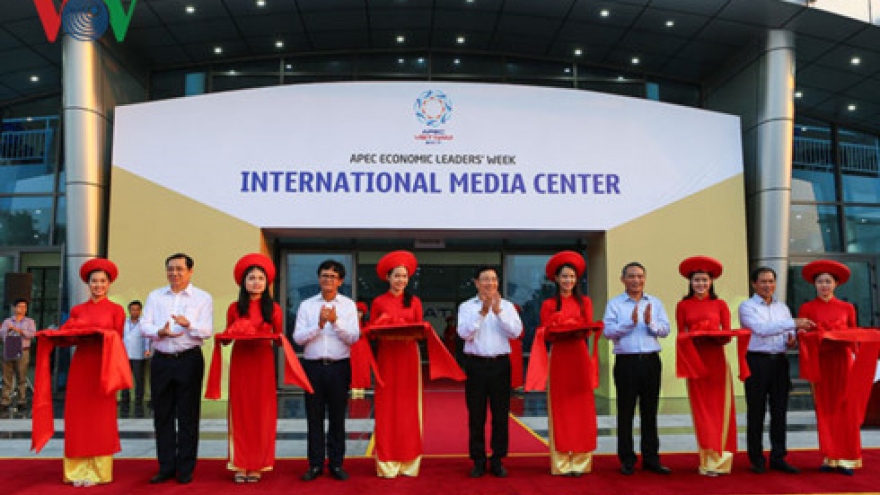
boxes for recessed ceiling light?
[454,58,461,65]
[398,58,404,64]
[417,57,425,64]
[456,36,466,44]
[185,5,195,14]
[30,75,39,82]
[573,48,582,56]
[275,40,284,48]
[256,0,266,7]
[617,75,625,81]
[214,46,223,54]
[600,9,610,17]
[665,20,675,27]
[631,57,640,65]
[396,35,405,44]
[285,64,292,70]
[794,91,803,98]
[851,56,861,65]
[847,104,857,111]
[564,67,571,73]
[229,70,237,75]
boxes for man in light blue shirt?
[739,266,814,475]
[603,262,671,475]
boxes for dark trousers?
[302,358,351,469]
[464,355,511,463]
[745,352,791,466]
[150,349,204,477]
[613,352,662,467]
[121,359,147,403]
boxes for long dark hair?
[237,266,274,324]
[386,266,413,308]
[553,263,587,317]
[682,271,719,300]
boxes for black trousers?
[464,355,511,462]
[744,352,791,466]
[613,352,662,467]
[150,349,204,477]
[121,359,147,403]
[302,358,351,469]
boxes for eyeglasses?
[320,273,340,280]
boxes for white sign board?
[113,82,742,230]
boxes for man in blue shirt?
[603,262,671,476]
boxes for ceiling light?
[665,20,675,27]
[396,35,405,44]
[30,75,39,82]
[456,36,466,44]
[631,57,640,65]
[417,57,425,64]
[600,9,610,17]
[229,70,237,75]
[275,40,284,48]
[185,5,195,14]
[851,56,861,65]
[214,46,223,54]
[617,76,625,81]
[285,64,292,70]
[256,0,266,7]
[847,104,857,111]
[794,91,803,98]
[398,58,404,64]
[564,67,571,73]
[453,58,461,65]
[573,48,582,56]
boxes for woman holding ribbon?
[525,251,599,476]
[32,258,130,487]
[368,250,463,477]
[798,260,879,476]
[675,256,736,476]
[206,253,311,483]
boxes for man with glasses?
[294,259,359,482]
[458,266,523,478]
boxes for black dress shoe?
[489,460,508,478]
[770,460,800,474]
[177,472,193,484]
[301,467,322,482]
[620,464,635,476]
[470,462,486,478]
[750,463,766,474]
[838,467,854,476]
[149,472,175,484]
[644,463,672,475]
[329,466,349,481]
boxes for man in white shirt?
[739,266,813,475]
[294,259,359,482]
[141,253,213,485]
[121,300,151,405]
[1,298,36,408]
[457,266,523,478]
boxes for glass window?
[789,203,841,254]
[0,116,60,194]
[792,120,835,202]
[838,127,880,204]
[0,255,15,307]
[788,259,875,327]
[54,195,66,246]
[0,196,54,246]
[844,206,880,253]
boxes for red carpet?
[8,452,880,495]
[422,381,547,456]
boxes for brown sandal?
[246,473,261,483]
[234,472,247,483]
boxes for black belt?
[616,352,659,360]
[747,351,786,360]
[466,354,508,362]
[153,347,201,359]
[305,357,350,365]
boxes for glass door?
[788,257,877,327]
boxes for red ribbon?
[365,318,465,382]
[525,318,603,392]
[676,322,752,381]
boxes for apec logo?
[413,90,454,145]
[33,0,138,43]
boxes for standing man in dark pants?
[603,262,671,476]
[457,266,523,478]
[121,300,151,407]
[141,253,214,484]
[294,259,359,482]
[739,267,813,474]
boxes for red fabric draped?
[525,296,599,453]
[350,321,380,389]
[509,337,524,389]
[32,300,131,455]
[675,324,752,382]
[798,297,879,465]
[367,294,464,465]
